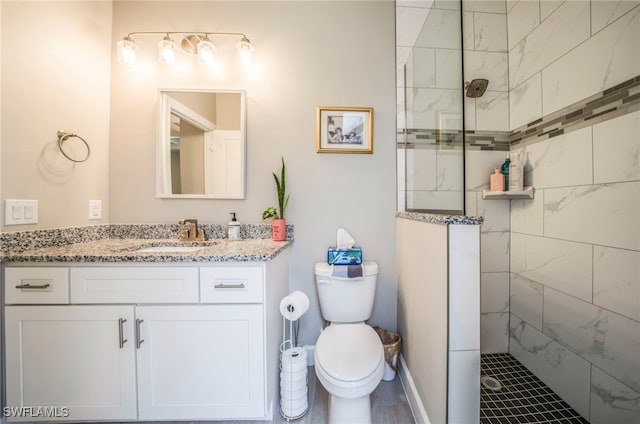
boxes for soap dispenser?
[228,213,240,240]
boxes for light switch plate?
[89,200,102,220]
[5,199,38,225]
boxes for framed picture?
[316,106,373,153]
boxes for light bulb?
[197,38,217,66]
[236,37,254,65]
[117,37,138,65]
[158,36,177,65]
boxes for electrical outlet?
[89,200,102,220]
[4,199,38,225]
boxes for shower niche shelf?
[482,186,534,200]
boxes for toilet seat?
[315,324,384,399]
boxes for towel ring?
[57,130,90,163]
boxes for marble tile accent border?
[0,223,294,253]
[398,129,510,151]
[396,211,483,225]
[399,76,640,152]
[465,130,510,151]
[510,74,640,148]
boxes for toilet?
[314,262,384,424]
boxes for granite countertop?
[1,238,292,263]
[396,211,484,225]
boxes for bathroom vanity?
[1,236,291,422]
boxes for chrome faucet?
[178,219,205,241]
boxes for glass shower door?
[399,3,464,214]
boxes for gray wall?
[1,1,112,230]
[108,1,397,343]
[1,1,397,344]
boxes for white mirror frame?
[156,89,247,199]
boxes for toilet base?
[328,393,372,424]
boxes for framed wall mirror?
[157,89,246,199]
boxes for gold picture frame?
[316,106,373,153]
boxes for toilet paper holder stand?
[279,295,309,420]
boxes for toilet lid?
[316,324,383,382]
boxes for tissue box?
[327,247,363,265]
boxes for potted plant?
[262,157,290,241]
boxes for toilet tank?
[314,262,378,323]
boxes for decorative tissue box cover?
[327,247,363,265]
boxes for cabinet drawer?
[4,267,69,304]
[200,267,263,303]
[70,267,199,303]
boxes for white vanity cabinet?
[3,250,289,423]
[135,304,264,419]
[4,305,137,421]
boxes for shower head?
[465,79,489,98]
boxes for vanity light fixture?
[116,36,138,65]
[196,37,217,65]
[157,35,178,65]
[236,37,254,65]
[116,31,254,67]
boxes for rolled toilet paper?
[281,347,307,371]
[279,291,310,321]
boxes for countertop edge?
[1,239,293,264]
[396,211,484,225]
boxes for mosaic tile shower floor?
[481,353,589,424]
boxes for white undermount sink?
[134,246,203,253]
[126,240,219,254]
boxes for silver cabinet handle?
[214,283,246,289]
[135,319,144,349]
[15,283,51,289]
[118,318,128,349]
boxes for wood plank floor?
[119,366,415,424]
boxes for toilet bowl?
[314,262,383,424]
[315,324,384,423]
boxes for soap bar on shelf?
[327,247,363,265]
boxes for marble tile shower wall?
[506,2,640,423]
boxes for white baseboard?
[398,354,430,424]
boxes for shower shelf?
[482,186,534,200]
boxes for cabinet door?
[136,305,265,420]
[4,306,137,422]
